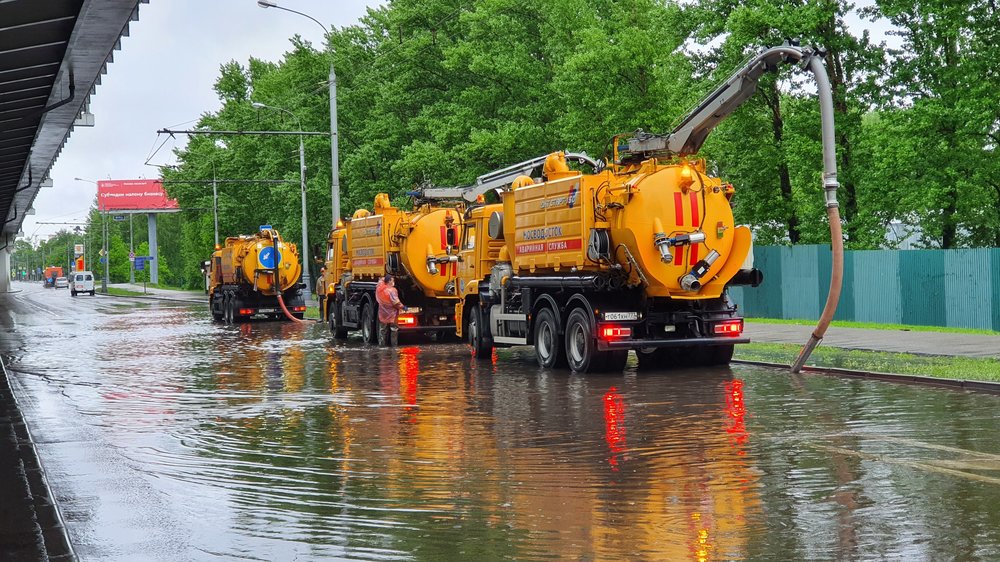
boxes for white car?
[54,276,69,289]
[69,271,95,296]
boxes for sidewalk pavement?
[745,321,1000,360]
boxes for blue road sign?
[259,224,273,231]
[99,257,106,264]
[258,246,281,269]
[113,215,126,221]
[135,256,146,270]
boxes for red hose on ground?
[276,292,306,323]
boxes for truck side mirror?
[446,227,457,247]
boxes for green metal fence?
[728,245,1000,331]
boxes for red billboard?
[97,179,179,212]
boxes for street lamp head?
[257,0,278,8]
[251,102,267,109]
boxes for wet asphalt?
[3,281,1000,561]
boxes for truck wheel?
[361,302,377,344]
[604,350,629,372]
[210,297,223,322]
[637,349,668,370]
[329,301,348,339]
[565,308,599,373]
[468,305,493,359]
[224,295,233,324]
[703,344,735,366]
[533,308,564,369]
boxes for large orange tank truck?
[208,227,306,323]
[446,150,759,373]
[321,194,461,342]
[424,45,834,372]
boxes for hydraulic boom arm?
[628,44,819,157]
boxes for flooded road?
[3,281,1000,560]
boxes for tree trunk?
[764,82,800,244]
[827,49,857,246]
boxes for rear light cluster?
[398,314,418,326]
[239,308,254,316]
[599,326,632,340]
[713,319,744,337]
[292,306,307,312]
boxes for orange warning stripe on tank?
[671,190,703,265]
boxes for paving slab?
[745,322,1000,359]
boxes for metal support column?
[147,213,158,285]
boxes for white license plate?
[603,312,638,321]
[257,308,277,313]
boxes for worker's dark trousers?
[379,322,399,347]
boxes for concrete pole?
[299,135,311,293]
[102,214,109,293]
[129,214,135,284]
[213,176,219,247]
[147,212,158,285]
[329,63,340,224]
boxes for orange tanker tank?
[208,227,306,323]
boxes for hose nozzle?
[678,249,720,292]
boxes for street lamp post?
[75,177,108,293]
[251,102,311,294]
[257,0,340,224]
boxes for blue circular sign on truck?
[258,246,281,269]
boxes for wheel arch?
[565,293,597,337]
[530,293,562,338]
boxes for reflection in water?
[603,386,627,471]
[14,293,1000,561]
[725,379,749,452]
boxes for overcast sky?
[23,0,381,241]
[23,0,894,241]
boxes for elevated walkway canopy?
[0,0,147,243]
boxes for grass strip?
[746,317,1000,336]
[105,287,145,297]
[305,305,320,320]
[735,342,1000,382]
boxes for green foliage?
[49,0,993,289]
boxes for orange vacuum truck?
[321,194,461,342]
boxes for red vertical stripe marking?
[674,192,684,226]
[689,244,699,266]
[452,262,458,277]
[690,192,700,228]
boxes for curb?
[732,359,1000,394]
[95,291,204,305]
[0,354,77,561]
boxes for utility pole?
[129,214,135,284]
[102,214,109,293]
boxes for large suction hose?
[274,233,306,324]
[790,53,844,373]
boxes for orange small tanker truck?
[208,227,307,323]
[321,194,462,342]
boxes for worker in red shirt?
[375,273,405,347]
